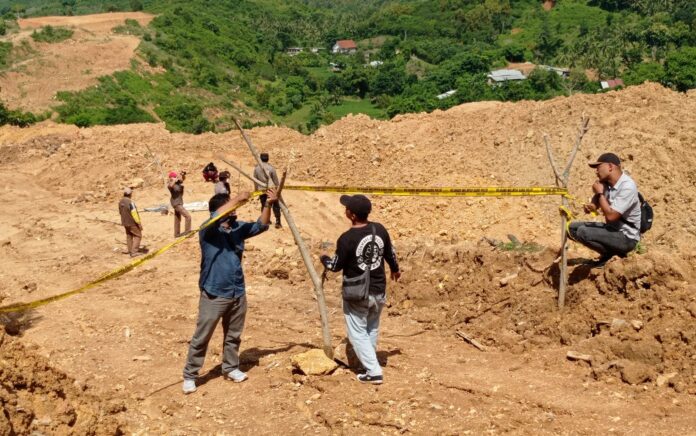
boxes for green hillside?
[0,0,695,132]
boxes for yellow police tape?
[283,185,569,197]
[0,184,569,314]
[0,197,253,314]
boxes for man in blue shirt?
[182,188,278,394]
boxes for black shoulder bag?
[341,224,375,302]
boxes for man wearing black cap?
[320,194,400,384]
[568,152,641,266]
[253,152,282,229]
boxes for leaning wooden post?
[544,116,590,309]
[232,118,334,358]
[145,145,168,190]
[217,155,265,187]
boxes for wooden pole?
[232,118,334,358]
[544,116,589,310]
[145,145,167,190]
[217,155,266,187]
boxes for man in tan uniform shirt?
[119,188,145,257]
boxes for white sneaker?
[226,369,248,383]
[182,379,197,394]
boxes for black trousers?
[568,221,637,258]
[259,194,281,224]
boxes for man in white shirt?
[569,153,641,266]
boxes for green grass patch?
[495,235,544,253]
[112,18,146,36]
[634,242,647,255]
[31,25,73,43]
[406,55,434,79]
[327,97,386,120]
[0,41,11,68]
[282,103,313,128]
[306,66,333,81]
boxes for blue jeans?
[343,294,385,377]
[568,221,637,257]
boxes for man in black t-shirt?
[321,194,400,385]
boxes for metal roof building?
[487,69,527,83]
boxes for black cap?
[340,194,371,216]
[260,152,269,162]
[589,152,621,168]
[219,171,230,179]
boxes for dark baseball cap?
[589,152,621,168]
[340,194,372,216]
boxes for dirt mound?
[1,82,696,431]
[0,326,125,434]
[0,13,155,112]
[386,241,696,391]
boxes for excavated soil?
[0,327,125,434]
[0,83,695,434]
[0,13,154,112]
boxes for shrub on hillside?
[0,41,11,67]
[31,25,73,43]
[0,102,39,127]
[155,102,212,134]
[664,46,696,92]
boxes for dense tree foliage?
[1,0,695,133]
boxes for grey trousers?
[183,291,247,380]
[343,294,385,377]
[568,221,637,257]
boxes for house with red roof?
[332,39,357,54]
[601,79,624,90]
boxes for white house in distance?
[539,65,570,78]
[332,39,358,54]
[436,90,457,100]
[487,69,527,85]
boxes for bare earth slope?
[0,12,154,112]
[0,83,695,434]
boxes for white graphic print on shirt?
[356,235,384,271]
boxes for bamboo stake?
[544,116,589,310]
[217,155,266,187]
[232,117,333,358]
[145,145,167,190]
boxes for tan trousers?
[173,204,192,236]
[124,225,142,255]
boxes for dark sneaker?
[275,223,282,229]
[356,373,383,385]
[590,254,612,268]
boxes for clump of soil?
[390,241,696,391]
[0,326,126,434]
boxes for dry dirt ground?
[1,83,696,434]
[0,12,154,112]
